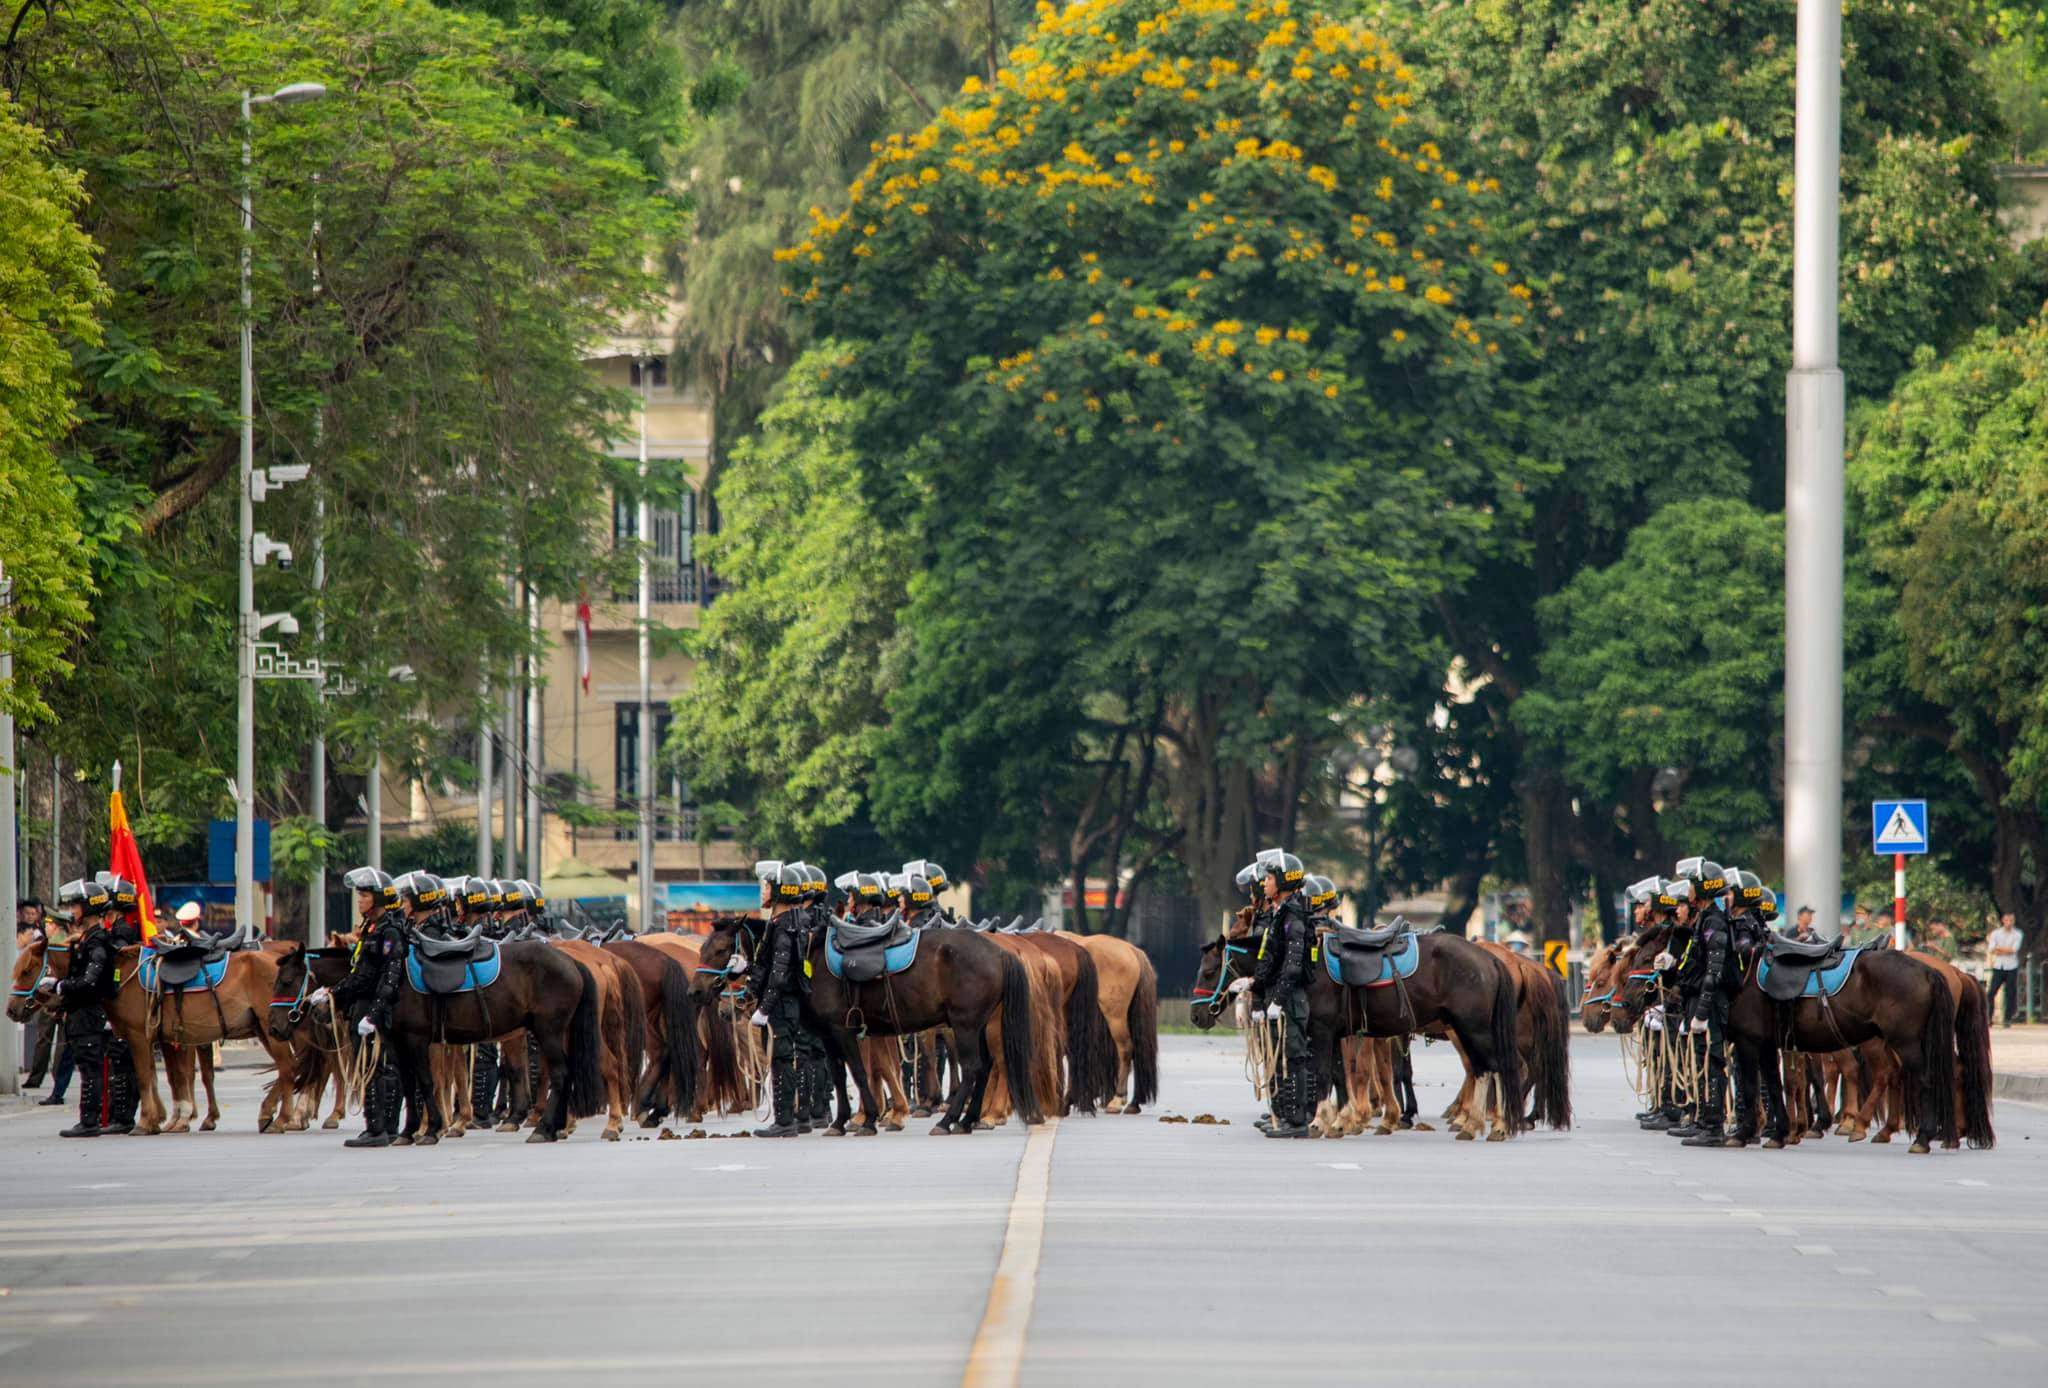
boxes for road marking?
[1794,1245,1835,1257]
[1985,1333,2037,1349]
[1694,1193,1731,1204]
[1953,1178,1988,1187]
[1928,1309,1975,1324]
[962,1117,1059,1388]
[1759,1226,1797,1237]
[1879,1285,1923,1299]
[1320,1162,1361,1171]
[1838,1266,1874,1277]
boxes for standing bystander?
[1793,906,1820,943]
[1986,913,2023,1028]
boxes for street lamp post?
[636,354,655,933]
[236,80,325,936]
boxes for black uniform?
[1249,895,1313,1131]
[332,911,409,1143]
[52,926,124,1135]
[99,916,145,1128]
[755,911,807,1134]
[1674,904,1732,1138]
[793,905,831,1125]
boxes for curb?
[1993,1071,2048,1105]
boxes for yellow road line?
[962,1117,1059,1388]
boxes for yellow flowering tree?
[785,0,1538,919]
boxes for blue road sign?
[1871,800,1928,856]
[207,818,273,882]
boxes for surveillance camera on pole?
[250,463,311,501]
[252,533,294,570]
[256,611,299,638]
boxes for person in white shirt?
[1986,913,2023,1027]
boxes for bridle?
[11,935,68,1003]
[1191,940,1252,1016]
[698,919,761,1000]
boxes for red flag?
[109,788,158,943]
[577,592,592,695]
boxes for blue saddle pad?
[405,945,504,994]
[824,926,921,981]
[139,951,230,994]
[1758,945,1862,999]
[1323,931,1420,987]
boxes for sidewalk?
[1989,1022,2048,1104]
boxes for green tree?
[4,0,675,845]
[794,0,1541,923]
[1849,324,2048,948]
[0,95,103,723]
[675,0,1035,432]
[668,345,910,848]
[1379,0,2014,938]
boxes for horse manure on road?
[1191,1115,1227,1125]
[684,1129,708,1139]
[1158,1114,1188,1124]
[657,1128,681,1140]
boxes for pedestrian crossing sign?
[1871,799,1928,855]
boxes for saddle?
[406,929,504,994]
[825,911,918,983]
[1756,932,1858,1003]
[141,927,244,993]
[1321,919,1421,988]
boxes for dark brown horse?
[1613,924,1965,1153]
[1193,919,1534,1140]
[270,941,606,1142]
[696,916,1043,1136]
[601,938,701,1125]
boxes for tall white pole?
[309,490,327,947]
[526,585,543,883]
[637,358,655,933]
[500,652,518,879]
[236,89,258,936]
[477,679,494,880]
[367,747,383,873]
[1785,0,1846,937]
[1,562,20,1094]
[50,753,61,900]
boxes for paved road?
[2,1033,2045,1386]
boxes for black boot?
[471,1042,499,1124]
[61,1060,106,1138]
[346,1069,399,1148]
[794,1060,815,1134]
[1265,1070,1313,1138]
[754,1063,800,1137]
[103,1048,137,1135]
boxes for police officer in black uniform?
[45,879,123,1137]
[330,866,410,1148]
[1249,849,1315,1138]
[1670,858,1733,1145]
[1638,877,1693,1131]
[91,873,148,1132]
[749,861,810,1136]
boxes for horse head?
[6,929,54,1022]
[692,916,759,1000]
[1578,933,1635,1034]
[1609,924,1680,1033]
[1189,934,1253,1032]
[266,945,312,1042]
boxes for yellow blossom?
[1391,329,1406,342]
[1324,384,1339,398]
[1269,369,1286,382]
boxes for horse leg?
[838,1034,881,1137]
[948,1025,992,1135]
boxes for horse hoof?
[1454,1128,1476,1141]
[602,1128,621,1142]
[1106,1098,1127,1113]
[1122,1104,1142,1116]
[1487,1129,1509,1143]
[823,1125,847,1137]
[201,1120,217,1131]
[928,1122,953,1136]
[322,1117,341,1130]
[1870,1132,1890,1145]
[853,1124,879,1137]
[1909,1141,1931,1155]
[1762,1137,1785,1150]
[1410,1122,1432,1132]
[883,1119,904,1132]
[911,1106,933,1118]
[496,1121,519,1133]
[417,1134,439,1147]
[525,1129,557,1144]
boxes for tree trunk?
[1517,768,1574,946]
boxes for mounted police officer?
[44,879,125,1137]
[451,877,502,1120]
[793,863,835,1130]
[1668,858,1733,1145]
[329,866,410,1148]
[749,861,810,1136]
[1249,849,1315,1139]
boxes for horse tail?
[1528,967,1572,1131]
[998,950,1045,1126]
[1488,954,1525,1134]
[1955,972,1996,1150]
[658,956,700,1116]
[1062,947,1107,1114]
[703,998,743,1110]
[1127,950,1160,1109]
[1919,964,1958,1148]
[564,961,608,1118]
[617,963,648,1100]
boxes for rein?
[1191,942,1251,1014]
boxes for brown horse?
[548,939,646,1141]
[1002,930,1117,1114]
[1846,952,1995,1149]
[1060,931,1160,1115]
[977,934,1066,1126]
[601,938,701,1125]
[12,933,302,1134]
[639,929,751,1118]
[696,915,1043,1136]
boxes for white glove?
[1264,1004,1283,1021]
[1652,951,1676,972]
[356,1016,377,1037]
[749,1009,769,1027]
[1227,976,1253,995]
[1644,1005,1665,1032]
[1688,1016,1709,1035]
[727,954,748,974]
[309,987,330,1006]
